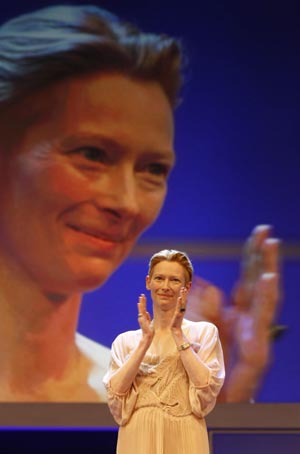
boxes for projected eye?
[72,146,109,163]
[146,162,170,177]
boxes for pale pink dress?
[103,320,225,454]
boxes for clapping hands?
[137,294,154,344]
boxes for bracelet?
[177,342,190,351]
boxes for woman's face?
[146,260,189,311]
[0,73,174,294]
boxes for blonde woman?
[104,249,225,454]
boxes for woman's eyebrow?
[59,133,175,163]
[59,133,122,150]
[153,273,182,279]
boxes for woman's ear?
[145,275,151,290]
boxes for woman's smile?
[66,223,123,256]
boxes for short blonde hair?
[148,249,193,284]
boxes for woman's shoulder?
[75,332,111,370]
[75,333,112,401]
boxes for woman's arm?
[109,294,154,394]
[170,288,225,418]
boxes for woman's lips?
[67,223,124,254]
[68,223,123,241]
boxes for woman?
[103,249,225,454]
[0,5,180,401]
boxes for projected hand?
[185,225,281,402]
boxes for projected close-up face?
[0,72,175,295]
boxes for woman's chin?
[42,270,111,296]
[73,272,110,292]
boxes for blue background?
[2,0,300,402]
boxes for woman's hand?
[137,294,154,345]
[170,287,188,336]
[109,294,154,396]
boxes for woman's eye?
[72,147,108,163]
[146,163,170,177]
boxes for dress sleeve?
[102,332,139,426]
[189,322,225,418]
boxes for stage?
[0,403,299,453]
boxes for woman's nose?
[92,166,140,219]
[162,279,171,289]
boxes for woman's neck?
[152,306,176,332]
[0,259,82,391]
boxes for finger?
[177,296,186,315]
[242,225,269,262]
[179,287,187,310]
[252,272,280,327]
[180,286,187,303]
[178,287,188,312]
[137,293,147,318]
[241,225,273,283]
[251,225,272,251]
[262,238,280,274]
[234,225,276,308]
